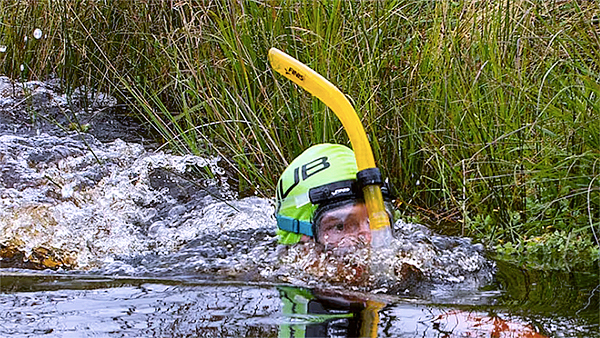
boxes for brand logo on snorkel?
[331,187,350,196]
[285,67,304,81]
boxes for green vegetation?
[1,0,598,270]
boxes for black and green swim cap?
[275,144,359,245]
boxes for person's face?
[316,202,371,248]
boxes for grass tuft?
[1,0,598,269]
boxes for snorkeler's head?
[275,144,392,247]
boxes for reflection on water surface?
[1,272,596,337]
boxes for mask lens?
[313,200,395,249]
[315,202,370,248]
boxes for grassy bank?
[1,0,598,270]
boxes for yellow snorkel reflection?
[268,47,392,247]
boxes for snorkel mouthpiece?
[269,48,392,247]
[356,168,394,245]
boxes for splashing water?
[0,131,494,294]
[33,28,43,40]
[0,135,494,295]
[275,221,494,297]
[0,77,117,111]
[0,134,236,269]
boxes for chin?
[283,241,372,286]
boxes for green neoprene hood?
[275,144,358,244]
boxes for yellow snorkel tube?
[268,48,392,247]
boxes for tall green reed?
[1,0,598,268]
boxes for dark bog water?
[1,267,598,337]
[0,77,598,337]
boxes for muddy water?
[0,77,598,337]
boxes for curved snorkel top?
[268,48,392,247]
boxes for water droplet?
[24,35,28,42]
[0,45,6,53]
[20,64,24,72]
[33,28,42,40]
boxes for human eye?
[323,222,344,233]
